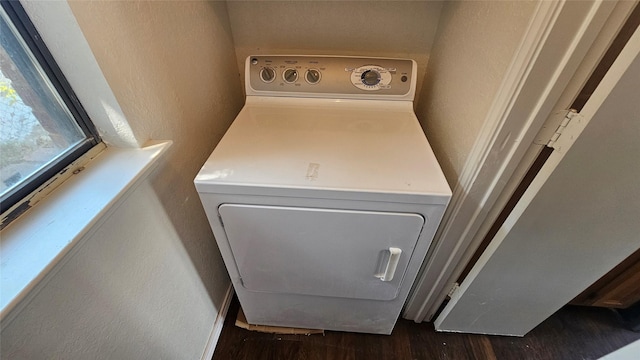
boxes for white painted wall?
[415,0,537,183]
[2,1,244,358]
[1,181,217,359]
[67,0,244,309]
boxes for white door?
[434,27,640,336]
[219,204,424,301]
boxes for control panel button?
[305,69,321,84]
[283,68,298,83]
[260,67,276,83]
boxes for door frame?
[435,26,640,334]
[404,0,637,322]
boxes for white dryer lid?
[195,96,451,204]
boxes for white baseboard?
[201,284,235,360]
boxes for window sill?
[0,141,171,320]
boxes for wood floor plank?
[468,336,497,360]
[213,297,640,359]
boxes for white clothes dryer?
[195,55,451,335]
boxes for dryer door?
[219,204,425,301]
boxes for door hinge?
[447,282,460,299]
[546,109,579,149]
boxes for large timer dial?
[361,69,380,86]
[351,65,392,91]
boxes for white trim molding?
[404,0,626,322]
[201,284,235,360]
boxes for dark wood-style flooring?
[213,297,640,359]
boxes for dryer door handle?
[377,247,402,282]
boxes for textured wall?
[1,182,217,359]
[226,0,443,99]
[1,1,243,358]
[68,0,244,305]
[414,1,537,184]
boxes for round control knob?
[305,69,321,84]
[361,69,381,86]
[259,67,275,83]
[351,65,392,91]
[283,68,298,83]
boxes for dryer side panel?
[219,204,425,301]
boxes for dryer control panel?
[246,55,416,100]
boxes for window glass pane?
[0,10,85,199]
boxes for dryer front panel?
[219,204,425,301]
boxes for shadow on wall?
[0,181,218,359]
[68,0,245,304]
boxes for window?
[0,0,100,224]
